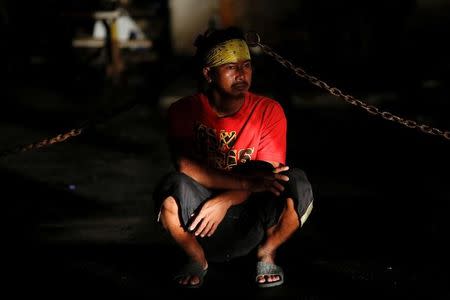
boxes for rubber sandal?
[255,261,284,288]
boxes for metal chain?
[256,42,450,141]
[0,128,84,158]
[0,85,143,158]
[19,128,84,152]
[2,36,448,160]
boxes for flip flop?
[173,261,208,288]
[255,261,284,288]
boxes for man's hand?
[246,165,289,196]
[188,196,231,237]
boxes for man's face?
[208,60,252,98]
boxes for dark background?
[1,0,449,298]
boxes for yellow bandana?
[204,39,251,68]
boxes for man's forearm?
[177,156,247,190]
[219,189,252,207]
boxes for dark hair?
[193,26,246,67]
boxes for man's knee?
[154,171,212,229]
[159,196,179,230]
[161,196,178,216]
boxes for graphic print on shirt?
[195,122,254,170]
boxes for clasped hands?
[245,164,290,196]
[187,165,289,237]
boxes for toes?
[257,275,281,283]
[257,275,266,283]
[179,276,190,285]
[178,275,200,286]
[189,276,200,286]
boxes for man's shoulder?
[248,92,283,110]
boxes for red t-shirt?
[168,92,287,170]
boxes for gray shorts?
[153,161,314,262]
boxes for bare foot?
[176,261,208,287]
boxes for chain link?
[1,87,141,158]
[20,128,83,152]
[1,128,84,158]
[258,43,450,141]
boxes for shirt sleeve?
[255,102,287,165]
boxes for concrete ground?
[2,54,450,299]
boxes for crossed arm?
[175,155,289,237]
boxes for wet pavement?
[2,55,450,299]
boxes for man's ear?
[203,67,212,83]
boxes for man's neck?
[208,90,245,117]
